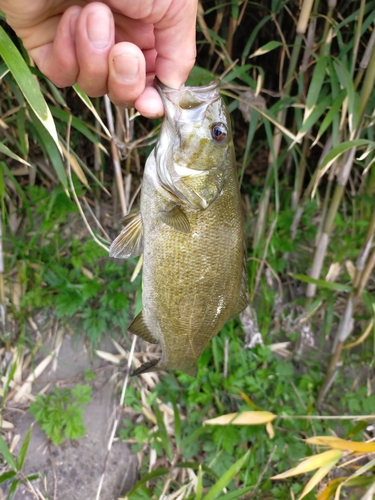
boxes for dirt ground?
[1,333,138,500]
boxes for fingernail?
[70,9,80,40]
[87,12,111,49]
[113,54,139,81]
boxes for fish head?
[155,78,233,209]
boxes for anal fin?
[132,359,160,377]
[128,311,158,344]
[158,206,190,233]
[109,211,143,259]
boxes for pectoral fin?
[109,212,143,259]
[128,311,158,344]
[158,206,190,233]
[132,359,160,377]
[183,365,198,377]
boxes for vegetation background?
[1,0,375,498]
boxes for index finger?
[153,0,197,89]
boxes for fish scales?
[109,78,248,376]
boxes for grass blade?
[0,434,17,469]
[17,425,32,470]
[203,450,250,500]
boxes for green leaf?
[333,58,359,133]
[0,161,33,226]
[292,274,353,292]
[0,434,17,470]
[305,56,327,113]
[17,426,32,470]
[7,478,20,499]
[29,110,67,189]
[214,485,254,500]
[50,107,102,145]
[317,139,374,180]
[71,384,92,405]
[73,84,111,137]
[0,142,30,167]
[312,90,346,146]
[0,471,17,483]
[203,450,250,500]
[294,94,331,142]
[125,467,169,496]
[0,26,60,152]
[249,41,283,58]
[154,403,174,461]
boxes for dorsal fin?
[132,359,160,377]
[109,211,144,259]
[158,206,190,233]
[128,311,158,344]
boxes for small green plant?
[0,426,39,499]
[29,384,92,445]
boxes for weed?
[29,384,92,445]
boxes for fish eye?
[210,122,227,142]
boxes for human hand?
[0,0,197,117]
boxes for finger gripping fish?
[110,79,248,377]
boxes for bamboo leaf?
[271,450,343,480]
[305,436,375,453]
[317,477,346,500]
[300,461,341,499]
[59,142,88,186]
[292,274,353,292]
[239,392,262,410]
[204,411,276,426]
[73,84,111,137]
[317,139,373,182]
[333,58,360,133]
[0,26,60,153]
[249,41,283,58]
[29,110,68,189]
[294,94,331,143]
[0,142,31,167]
[312,90,346,147]
[203,450,250,500]
[305,56,328,118]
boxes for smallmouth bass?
[110,78,248,376]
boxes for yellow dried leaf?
[0,419,14,429]
[204,411,276,426]
[271,450,343,480]
[266,421,275,439]
[300,462,339,499]
[317,477,346,500]
[60,141,88,186]
[240,392,262,410]
[96,350,120,365]
[305,436,375,453]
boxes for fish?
[109,78,248,377]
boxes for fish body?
[110,79,248,376]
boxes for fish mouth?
[156,78,221,112]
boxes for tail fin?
[132,359,160,377]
